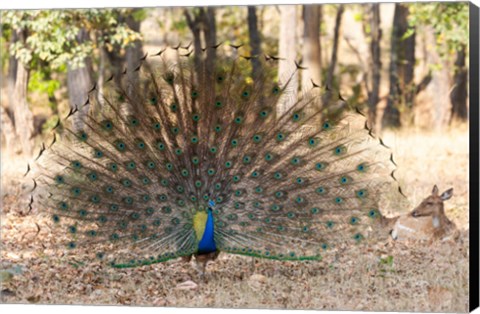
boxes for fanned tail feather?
[29,44,398,267]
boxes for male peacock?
[27,44,399,272]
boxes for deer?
[390,185,458,242]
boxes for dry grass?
[382,124,470,228]
[0,126,470,312]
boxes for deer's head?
[411,185,453,218]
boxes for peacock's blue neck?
[197,209,217,253]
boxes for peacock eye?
[38,50,409,266]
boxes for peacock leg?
[193,254,208,282]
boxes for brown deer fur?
[391,185,458,242]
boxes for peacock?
[26,43,400,273]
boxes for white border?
[0,1,478,314]
[0,0,479,10]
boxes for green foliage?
[28,70,60,98]
[132,9,148,22]
[379,255,394,266]
[157,8,189,38]
[408,3,469,55]
[378,255,395,275]
[0,32,9,73]
[171,19,188,33]
[352,12,363,22]
[42,115,62,133]
[400,27,415,41]
[217,7,250,48]
[1,9,142,69]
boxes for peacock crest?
[26,44,400,268]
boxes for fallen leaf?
[175,280,198,290]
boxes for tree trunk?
[277,5,298,116]
[1,106,20,155]
[248,6,263,83]
[7,31,18,114]
[13,57,35,155]
[125,11,144,99]
[450,44,468,122]
[93,47,107,118]
[366,4,382,128]
[11,29,34,156]
[67,29,93,132]
[185,8,217,92]
[325,5,344,89]
[423,27,451,130]
[104,38,126,89]
[4,31,20,154]
[382,3,415,129]
[302,5,322,90]
[185,9,204,74]
[321,4,344,112]
[203,8,217,73]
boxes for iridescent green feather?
[30,44,397,267]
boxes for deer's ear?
[432,185,439,195]
[440,188,453,201]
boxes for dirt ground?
[0,126,470,312]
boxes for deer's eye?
[426,201,434,206]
